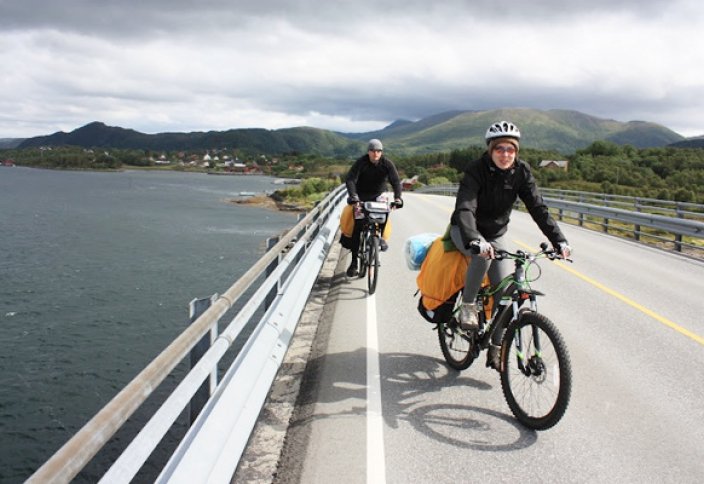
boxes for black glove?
[347,196,360,205]
[393,198,404,208]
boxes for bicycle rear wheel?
[500,312,572,430]
[438,317,476,371]
[367,236,380,294]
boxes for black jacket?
[451,153,566,248]
[345,154,402,202]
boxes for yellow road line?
[514,239,704,347]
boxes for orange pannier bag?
[340,204,391,240]
[416,236,491,317]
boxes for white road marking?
[366,293,387,484]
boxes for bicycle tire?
[437,318,476,371]
[358,229,368,278]
[500,311,572,430]
[367,236,380,294]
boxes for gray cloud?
[0,0,701,138]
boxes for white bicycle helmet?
[485,121,521,144]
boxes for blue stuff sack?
[403,233,440,271]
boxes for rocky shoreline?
[228,194,307,212]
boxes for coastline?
[228,194,307,212]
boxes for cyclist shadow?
[294,349,536,451]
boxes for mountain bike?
[436,243,572,430]
[355,200,400,295]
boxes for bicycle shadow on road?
[290,348,536,452]
[381,351,537,451]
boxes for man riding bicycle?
[450,121,571,334]
[344,139,403,277]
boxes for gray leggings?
[450,225,511,304]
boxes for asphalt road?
[273,192,704,484]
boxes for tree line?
[3,141,703,204]
[392,141,704,204]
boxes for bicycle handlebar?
[493,244,572,263]
[468,240,571,263]
[348,199,403,208]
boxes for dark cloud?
[0,0,678,35]
[0,0,701,138]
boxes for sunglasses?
[493,145,516,154]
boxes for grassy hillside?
[364,108,683,155]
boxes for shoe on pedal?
[380,239,388,252]
[486,344,501,371]
[346,260,358,277]
[459,302,479,330]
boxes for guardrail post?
[674,203,685,252]
[265,236,281,310]
[189,295,218,425]
[296,213,307,264]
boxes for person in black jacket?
[344,139,403,277]
[450,121,571,351]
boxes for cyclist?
[450,121,571,333]
[345,139,403,277]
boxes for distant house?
[401,175,419,190]
[1,158,16,167]
[539,160,569,171]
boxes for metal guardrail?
[417,184,704,255]
[540,188,704,220]
[28,184,347,483]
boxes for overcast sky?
[1,0,702,139]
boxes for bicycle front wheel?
[500,312,572,430]
[367,236,380,294]
[438,318,476,371]
[358,230,368,278]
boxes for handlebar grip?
[468,240,481,255]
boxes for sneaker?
[380,239,388,252]
[486,344,501,371]
[459,302,479,330]
[346,260,358,277]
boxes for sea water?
[0,167,298,482]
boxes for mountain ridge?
[14,108,698,155]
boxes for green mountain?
[15,109,688,156]
[669,136,704,148]
[0,138,24,149]
[18,122,363,157]
[349,108,685,155]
